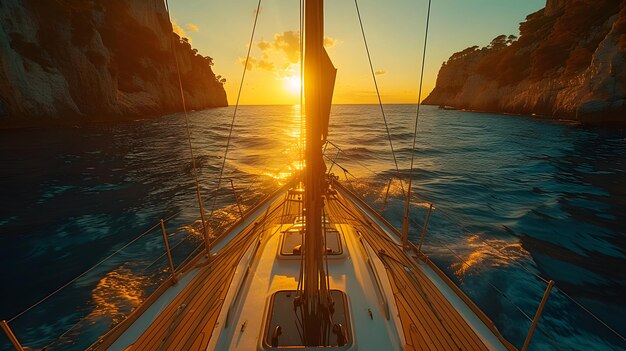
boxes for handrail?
[230,179,245,219]
[225,237,262,327]
[407,201,625,343]
[324,143,625,336]
[89,178,294,350]
[522,280,554,351]
[1,321,24,351]
[2,215,181,350]
[332,171,626,347]
[417,203,432,251]
[357,232,390,320]
[160,219,178,283]
[414,234,564,350]
[333,180,517,350]
[2,177,288,350]
[7,220,162,323]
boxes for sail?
[320,48,336,142]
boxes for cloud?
[258,59,275,71]
[374,70,386,76]
[271,31,301,63]
[239,56,275,71]
[186,23,199,32]
[245,31,339,71]
[323,37,337,48]
[257,40,272,51]
[239,56,256,71]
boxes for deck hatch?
[263,290,351,348]
[280,229,343,256]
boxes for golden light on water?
[90,266,147,324]
[184,205,247,239]
[450,234,528,279]
[411,201,433,209]
[379,178,406,198]
[260,104,304,184]
[180,219,208,238]
[263,170,294,183]
[292,159,304,171]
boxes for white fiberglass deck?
[207,222,405,350]
[94,186,516,351]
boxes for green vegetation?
[439,0,621,87]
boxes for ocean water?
[0,105,624,350]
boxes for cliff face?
[424,0,626,124]
[0,0,227,125]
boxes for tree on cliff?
[423,0,626,123]
[488,35,508,49]
[0,0,228,124]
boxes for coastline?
[423,103,626,128]
[3,103,626,131]
[0,105,230,131]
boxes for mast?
[302,0,335,345]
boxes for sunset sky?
[168,0,545,105]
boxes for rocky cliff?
[424,0,626,125]
[0,0,227,126]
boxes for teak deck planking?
[122,197,290,351]
[100,188,512,350]
[326,193,500,351]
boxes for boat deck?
[100,187,514,350]
[326,191,515,351]
[115,197,290,351]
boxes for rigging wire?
[323,144,552,286]
[430,235,566,351]
[164,0,209,247]
[353,0,406,198]
[325,140,379,176]
[403,0,432,234]
[557,288,625,341]
[12,2,622,348]
[328,151,625,342]
[329,187,570,351]
[209,0,263,219]
[328,190,561,350]
[7,221,161,323]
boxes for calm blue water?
[0,105,624,350]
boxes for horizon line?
[228,102,433,107]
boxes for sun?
[284,75,301,95]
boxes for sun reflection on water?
[450,234,529,279]
[180,219,208,239]
[258,104,304,185]
[89,266,148,325]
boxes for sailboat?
[74,1,518,350]
[91,0,514,350]
[0,1,528,351]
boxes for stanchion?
[418,203,433,252]
[522,280,555,351]
[230,179,244,219]
[160,219,177,284]
[196,189,211,261]
[380,178,392,216]
[1,320,24,351]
